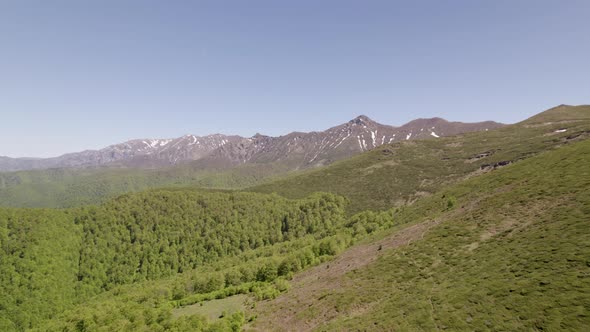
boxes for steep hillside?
[250,105,590,213]
[250,132,590,331]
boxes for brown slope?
[250,219,441,332]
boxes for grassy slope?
[171,294,248,321]
[249,105,590,214]
[251,136,590,331]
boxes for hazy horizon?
[2,1,589,158]
[2,110,523,159]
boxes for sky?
[1,1,589,158]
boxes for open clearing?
[172,294,249,321]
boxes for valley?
[1,105,589,331]
[3,2,589,330]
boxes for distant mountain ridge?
[0,115,504,172]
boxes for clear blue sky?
[1,1,588,157]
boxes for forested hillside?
[75,191,346,295]
[0,190,350,330]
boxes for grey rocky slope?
[0,116,503,172]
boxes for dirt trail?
[249,219,440,332]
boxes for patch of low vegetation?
[171,294,248,321]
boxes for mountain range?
[0,116,503,172]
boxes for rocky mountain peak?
[252,133,268,139]
[349,115,375,126]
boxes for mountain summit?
[348,115,376,126]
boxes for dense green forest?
[0,208,81,330]
[0,190,363,330]
[75,191,346,295]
